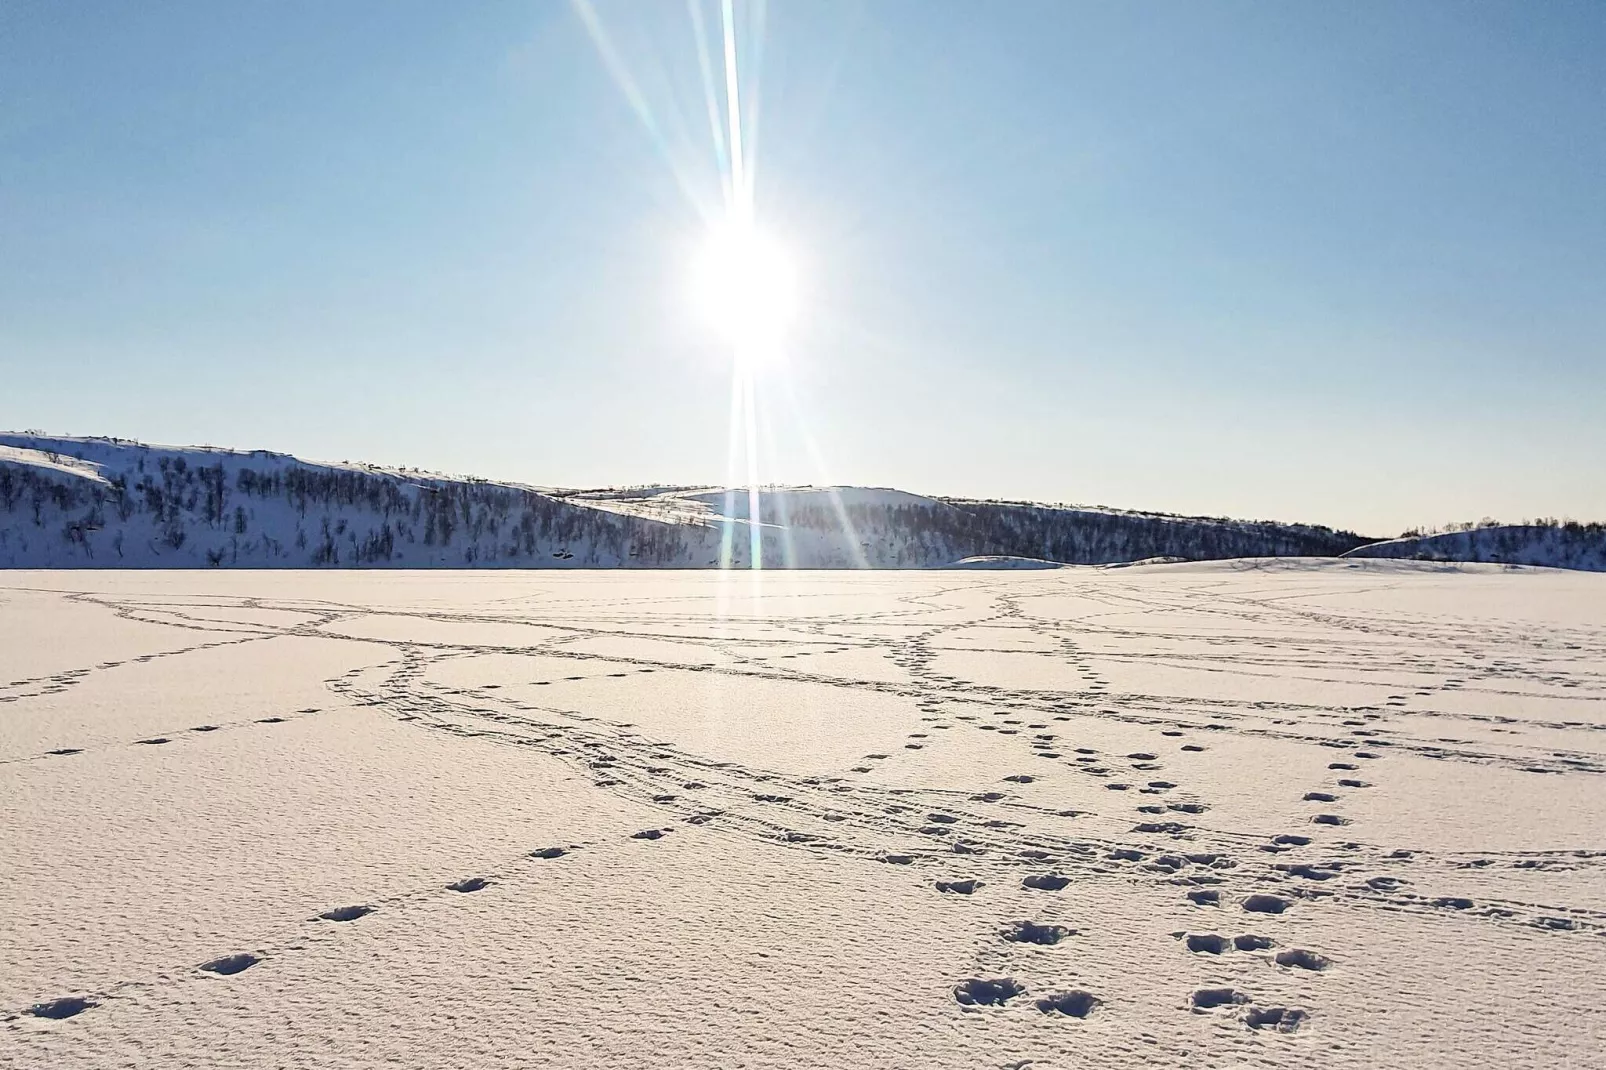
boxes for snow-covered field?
[4,560,1604,1068]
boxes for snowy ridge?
[0,445,111,487]
[1343,524,1606,572]
[0,432,1372,568]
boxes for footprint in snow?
[1246,1006,1308,1032]
[1003,920,1071,945]
[1185,933,1231,954]
[953,977,1025,1006]
[27,996,95,1019]
[936,878,984,895]
[1191,987,1248,1011]
[200,953,261,976]
[1036,990,1098,1018]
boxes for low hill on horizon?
[0,431,1435,570]
[1343,523,1606,572]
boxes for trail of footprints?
[13,837,592,1024]
[11,582,1605,1051]
[309,643,1604,1041]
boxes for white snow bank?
[938,555,1067,570]
[0,445,111,485]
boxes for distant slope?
[1343,524,1606,571]
[0,433,1370,569]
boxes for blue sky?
[2,1,1603,535]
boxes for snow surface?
[4,563,1605,1068]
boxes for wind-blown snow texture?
[0,434,1366,568]
[3,562,1604,1068]
[1344,525,1606,571]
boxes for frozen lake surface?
[4,560,1604,1068]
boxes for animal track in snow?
[1246,1005,1308,1032]
[1275,948,1330,971]
[200,953,261,975]
[1242,894,1292,914]
[1191,987,1248,1010]
[953,977,1025,1006]
[318,905,374,922]
[1036,990,1099,1018]
[1185,933,1231,954]
[448,877,491,892]
[936,878,984,895]
[1023,873,1070,891]
[27,996,95,1019]
[1003,920,1071,945]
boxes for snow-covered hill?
[1343,524,1606,571]
[0,433,1370,568]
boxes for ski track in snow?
[3,562,1605,1068]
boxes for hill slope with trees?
[2,432,1377,569]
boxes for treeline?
[1346,524,1606,571]
[767,499,1365,566]
[1399,517,1605,538]
[0,434,1387,569]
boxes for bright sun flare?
[691,220,796,359]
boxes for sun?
[691,219,796,360]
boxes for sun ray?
[687,0,732,205]
[720,0,749,221]
[756,382,800,570]
[719,366,743,570]
[742,366,763,569]
[569,0,711,219]
[779,377,872,568]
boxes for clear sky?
[3,1,1603,536]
